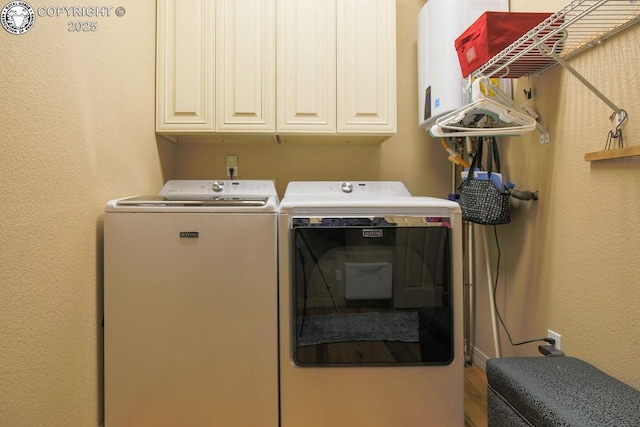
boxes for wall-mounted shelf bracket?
[536,123,550,144]
[532,31,627,124]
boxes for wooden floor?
[464,364,488,427]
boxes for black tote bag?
[458,138,511,225]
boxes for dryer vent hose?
[510,189,538,201]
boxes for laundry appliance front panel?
[278,181,464,427]
[104,180,279,426]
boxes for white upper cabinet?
[216,0,276,132]
[277,0,396,135]
[337,0,396,134]
[156,0,215,132]
[156,0,396,137]
[277,0,337,133]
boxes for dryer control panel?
[159,180,277,200]
[284,181,411,198]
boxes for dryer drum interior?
[291,216,453,367]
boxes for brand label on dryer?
[179,231,199,238]
[362,229,383,238]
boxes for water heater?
[418,0,508,130]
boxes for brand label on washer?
[362,229,383,238]
[179,231,199,238]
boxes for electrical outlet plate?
[547,329,562,350]
[226,155,238,177]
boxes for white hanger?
[429,77,537,138]
[479,77,550,143]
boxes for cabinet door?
[277,0,336,133]
[216,0,276,132]
[156,0,215,133]
[337,0,396,134]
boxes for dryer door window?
[292,217,453,367]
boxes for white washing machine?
[278,181,464,427]
[104,180,279,426]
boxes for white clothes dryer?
[104,180,279,426]
[278,181,464,427]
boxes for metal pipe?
[482,226,501,358]
[463,220,475,364]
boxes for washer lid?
[159,180,278,200]
[106,194,278,213]
[116,195,270,207]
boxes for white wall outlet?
[226,154,238,178]
[547,329,562,350]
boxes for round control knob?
[341,182,353,193]
[211,181,225,192]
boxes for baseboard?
[471,347,490,372]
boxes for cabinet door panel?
[277,0,336,133]
[156,0,215,132]
[216,0,276,132]
[337,0,396,133]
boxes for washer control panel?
[159,180,277,200]
[211,181,225,192]
[341,182,353,193]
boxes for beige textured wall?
[173,141,381,197]
[471,0,640,389]
[0,1,171,425]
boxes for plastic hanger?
[429,77,537,138]
[479,77,550,143]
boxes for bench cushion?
[487,357,640,427]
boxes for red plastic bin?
[455,12,553,78]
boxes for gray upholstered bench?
[486,356,640,426]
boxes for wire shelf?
[471,0,640,79]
